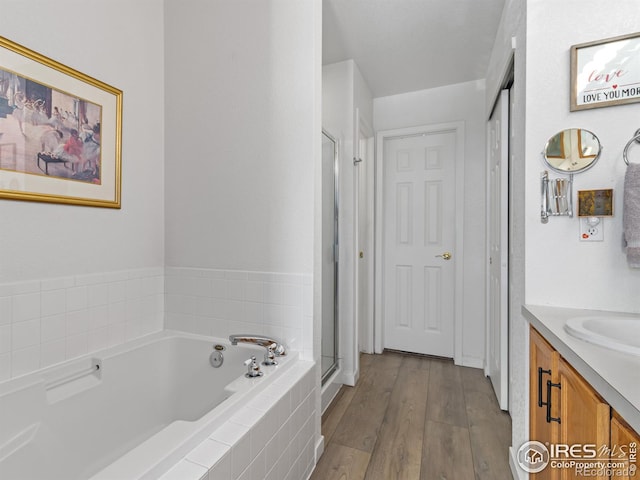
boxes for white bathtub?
[0,330,309,480]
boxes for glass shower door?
[321,130,338,385]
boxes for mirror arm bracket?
[541,171,573,223]
[541,171,549,223]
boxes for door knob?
[435,252,452,260]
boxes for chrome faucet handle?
[262,343,278,366]
[244,356,263,378]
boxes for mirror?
[543,128,602,173]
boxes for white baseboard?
[340,369,358,387]
[321,381,342,414]
[315,435,325,463]
[455,355,484,369]
[509,446,528,480]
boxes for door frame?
[485,55,514,412]
[374,121,465,364]
[354,107,375,354]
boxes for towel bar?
[623,128,640,165]
[45,361,101,391]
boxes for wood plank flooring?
[311,352,512,480]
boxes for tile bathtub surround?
[165,267,313,359]
[0,266,312,383]
[0,267,164,382]
[160,362,317,480]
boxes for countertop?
[523,304,640,433]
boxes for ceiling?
[323,0,506,98]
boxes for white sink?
[564,316,640,356]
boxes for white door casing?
[375,122,465,360]
[355,108,375,354]
[487,89,509,410]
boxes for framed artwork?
[578,189,614,217]
[571,32,640,111]
[0,36,122,208]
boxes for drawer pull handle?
[538,367,551,407]
[546,380,562,424]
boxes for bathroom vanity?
[524,305,640,479]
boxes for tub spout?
[229,334,287,356]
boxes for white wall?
[0,0,165,283]
[164,0,316,276]
[0,0,165,381]
[164,0,322,468]
[374,80,487,367]
[525,1,640,312]
[163,0,318,360]
[323,62,353,142]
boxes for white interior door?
[487,89,509,410]
[382,130,457,357]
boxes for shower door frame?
[321,129,339,385]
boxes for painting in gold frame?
[0,35,122,208]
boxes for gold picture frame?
[577,189,614,217]
[571,32,640,111]
[0,36,122,208]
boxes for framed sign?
[571,32,640,111]
[0,36,122,208]
[578,189,614,217]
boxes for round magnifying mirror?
[543,128,602,174]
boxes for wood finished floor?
[311,351,512,480]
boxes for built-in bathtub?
[0,330,317,480]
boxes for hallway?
[312,352,512,479]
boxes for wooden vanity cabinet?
[530,327,560,480]
[557,358,610,480]
[531,326,640,479]
[611,414,640,480]
[530,326,629,480]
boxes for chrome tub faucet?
[228,334,287,358]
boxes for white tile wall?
[159,362,317,480]
[0,267,164,382]
[165,267,314,360]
